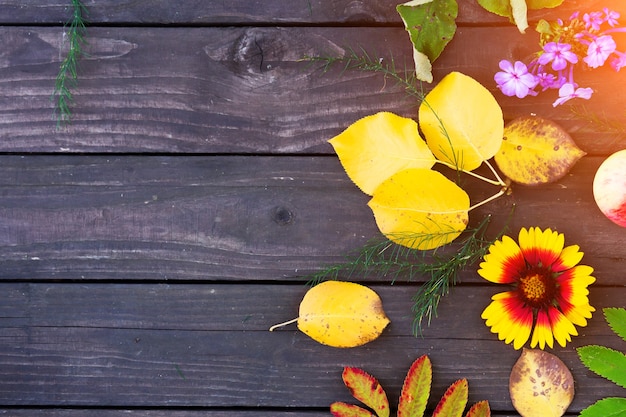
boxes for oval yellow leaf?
[495,116,586,185]
[368,168,470,250]
[419,72,504,171]
[329,112,436,195]
[509,348,575,417]
[297,281,390,348]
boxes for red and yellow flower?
[478,227,595,349]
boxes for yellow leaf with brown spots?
[495,116,585,185]
[509,348,575,417]
[368,168,470,250]
[297,281,390,348]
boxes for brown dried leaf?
[509,349,575,417]
[495,116,585,185]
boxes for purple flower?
[552,83,593,106]
[584,35,617,68]
[603,8,620,27]
[583,11,604,31]
[494,60,539,98]
[611,51,626,71]
[538,42,578,71]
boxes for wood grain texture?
[1,26,624,155]
[0,283,622,410]
[0,155,624,283]
[0,0,621,25]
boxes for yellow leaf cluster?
[329,72,505,250]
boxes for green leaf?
[398,355,432,417]
[342,367,390,417]
[432,379,468,417]
[577,345,626,389]
[331,401,376,417]
[396,0,458,82]
[604,307,626,342]
[580,397,626,417]
[476,0,564,33]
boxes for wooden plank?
[0,284,621,410]
[0,0,620,25]
[1,26,624,154]
[0,410,520,417]
[0,155,624,283]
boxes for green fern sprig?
[52,0,88,128]
[302,47,425,100]
[307,214,505,335]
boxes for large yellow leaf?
[509,349,575,417]
[297,281,390,348]
[495,116,586,185]
[419,72,504,171]
[329,112,436,195]
[368,168,470,250]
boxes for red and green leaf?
[432,379,468,417]
[465,400,491,417]
[331,401,376,417]
[398,355,432,417]
[342,367,390,417]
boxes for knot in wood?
[272,206,294,225]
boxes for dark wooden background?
[0,1,625,416]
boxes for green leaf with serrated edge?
[580,397,626,417]
[331,401,376,417]
[577,345,626,389]
[432,379,468,417]
[342,367,390,417]
[604,307,626,342]
[397,0,458,82]
[398,355,432,417]
[465,400,491,417]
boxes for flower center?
[517,269,556,308]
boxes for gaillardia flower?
[478,227,595,350]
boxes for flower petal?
[478,235,525,284]
[519,227,564,268]
[530,309,554,349]
[557,265,596,305]
[481,292,533,349]
[551,244,584,272]
[548,307,577,347]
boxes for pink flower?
[603,8,620,27]
[611,51,626,71]
[494,60,539,98]
[584,35,617,68]
[583,11,604,31]
[552,83,593,106]
[538,42,578,71]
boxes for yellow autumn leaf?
[495,116,586,185]
[329,112,436,196]
[296,281,390,348]
[509,349,575,417]
[419,72,504,171]
[368,168,470,250]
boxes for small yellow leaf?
[329,112,436,196]
[368,168,470,250]
[509,348,575,417]
[495,116,586,185]
[297,281,390,348]
[412,48,433,83]
[419,72,504,171]
[510,0,529,33]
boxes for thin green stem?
[52,0,88,128]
